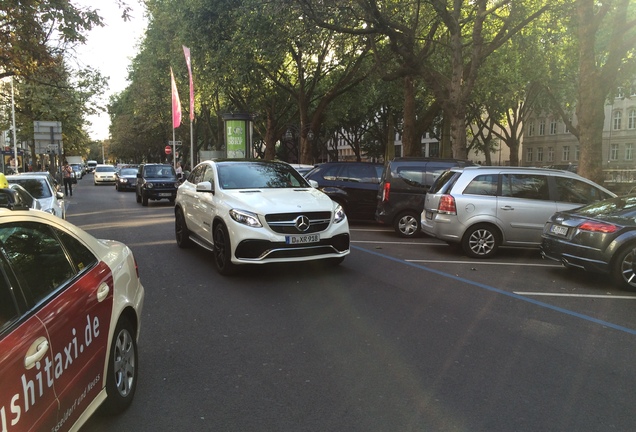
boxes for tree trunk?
[402,76,419,157]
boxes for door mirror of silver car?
[308,179,319,188]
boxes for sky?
[74,1,148,141]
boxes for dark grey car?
[541,194,636,291]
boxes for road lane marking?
[353,245,636,335]
[515,292,636,299]
[407,259,559,267]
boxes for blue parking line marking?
[353,245,636,336]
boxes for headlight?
[120,179,128,183]
[146,183,154,189]
[333,204,346,223]
[173,182,179,188]
[229,209,262,228]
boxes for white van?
[87,160,98,172]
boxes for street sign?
[34,121,63,154]
[165,145,172,155]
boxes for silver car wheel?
[463,224,499,258]
[395,212,419,237]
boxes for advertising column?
[223,113,252,158]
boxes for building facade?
[523,86,636,189]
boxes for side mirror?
[56,191,64,200]
[196,181,215,194]
[308,179,319,188]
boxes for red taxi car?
[0,190,145,432]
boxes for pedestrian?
[175,162,183,179]
[62,161,73,196]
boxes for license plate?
[286,234,320,244]
[550,225,568,236]
[425,211,433,220]
[159,193,172,197]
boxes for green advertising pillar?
[222,113,253,158]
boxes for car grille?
[149,182,176,188]
[235,234,350,260]
[265,211,332,234]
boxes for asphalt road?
[74,174,636,432]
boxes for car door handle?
[97,282,110,302]
[500,205,515,211]
[25,337,49,369]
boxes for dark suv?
[305,162,384,221]
[135,163,179,206]
[375,158,474,237]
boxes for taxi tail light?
[382,182,390,202]
[578,221,618,233]
[438,194,457,214]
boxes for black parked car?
[305,162,384,221]
[375,157,475,237]
[541,194,636,291]
[135,163,179,206]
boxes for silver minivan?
[421,166,616,258]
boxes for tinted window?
[554,176,612,204]
[218,163,308,189]
[8,178,51,199]
[57,230,98,272]
[429,170,460,194]
[396,165,426,187]
[120,168,138,176]
[0,222,75,305]
[464,174,498,196]
[340,164,379,183]
[320,164,341,181]
[501,174,549,200]
[574,196,636,222]
[0,267,18,332]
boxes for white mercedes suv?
[174,159,350,275]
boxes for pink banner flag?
[170,67,182,129]
[183,45,194,121]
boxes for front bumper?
[228,216,350,264]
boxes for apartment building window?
[539,119,545,136]
[617,87,625,99]
[626,143,633,161]
[562,146,570,161]
[549,119,557,135]
[575,145,580,161]
[536,147,544,162]
[526,147,533,162]
[610,144,619,161]
[613,110,622,130]
[527,122,535,137]
[629,109,636,129]
[547,147,554,162]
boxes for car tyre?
[213,223,236,275]
[102,316,138,414]
[175,208,193,248]
[612,244,636,291]
[394,211,420,238]
[141,192,148,206]
[462,224,500,258]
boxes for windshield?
[144,166,176,178]
[96,166,116,173]
[7,178,51,199]
[218,162,310,189]
[120,168,138,176]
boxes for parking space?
[350,222,636,332]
